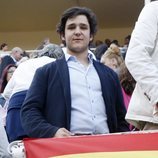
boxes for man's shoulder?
[94,60,116,74]
[1,55,13,64]
[2,55,11,60]
[40,58,65,71]
[93,60,119,84]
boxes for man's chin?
[69,47,87,53]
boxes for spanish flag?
[23,132,158,158]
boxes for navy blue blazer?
[21,57,129,138]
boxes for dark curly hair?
[119,62,136,95]
[56,6,97,37]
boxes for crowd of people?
[0,1,158,157]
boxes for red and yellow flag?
[23,132,158,158]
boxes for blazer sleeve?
[21,66,59,138]
[94,61,129,132]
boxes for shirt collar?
[62,47,95,62]
[10,55,17,62]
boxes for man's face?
[14,50,23,61]
[61,15,93,54]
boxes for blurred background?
[0,0,144,50]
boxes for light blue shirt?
[63,48,109,134]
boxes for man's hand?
[54,128,73,138]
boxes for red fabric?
[23,132,158,158]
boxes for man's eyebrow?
[80,23,88,26]
[67,22,88,26]
[67,23,75,26]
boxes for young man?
[21,7,129,138]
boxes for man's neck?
[67,49,89,67]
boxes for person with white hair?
[0,47,23,78]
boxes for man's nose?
[74,27,81,35]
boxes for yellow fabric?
[52,151,158,158]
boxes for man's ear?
[60,33,65,41]
[90,35,94,42]
[60,33,66,46]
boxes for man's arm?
[21,67,59,138]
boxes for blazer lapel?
[93,60,111,115]
[56,57,71,129]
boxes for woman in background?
[118,62,136,110]
[0,64,17,93]
[101,43,123,72]
[119,62,136,130]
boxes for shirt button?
[92,115,95,120]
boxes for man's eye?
[81,27,87,30]
[80,25,88,30]
[67,26,75,30]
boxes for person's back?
[4,44,63,142]
[3,56,55,142]
[3,56,55,99]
